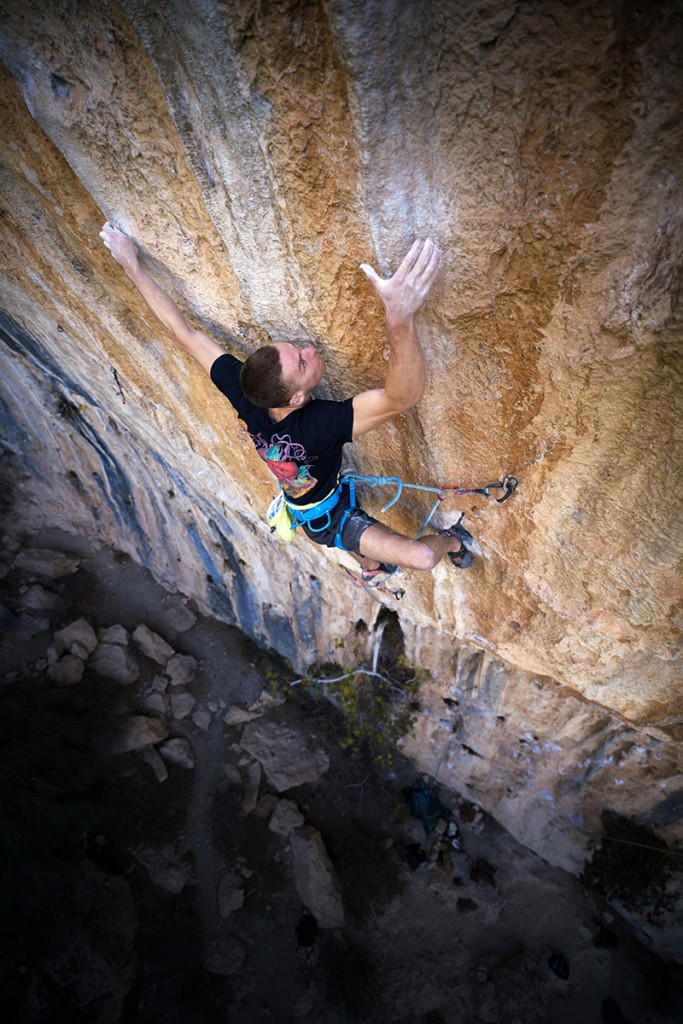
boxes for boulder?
[99,624,129,646]
[159,738,195,769]
[224,705,259,726]
[18,613,50,635]
[218,870,245,918]
[21,585,60,611]
[254,794,279,819]
[90,643,140,685]
[54,617,98,657]
[47,654,84,686]
[108,716,168,754]
[222,763,242,787]
[132,624,174,665]
[162,599,197,633]
[290,826,344,929]
[165,652,198,686]
[248,689,287,712]
[140,691,168,716]
[133,843,193,893]
[241,761,261,816]
[139,746,169,783]
[192,706,212,731]
[46,642,63,665]
[170,690,195,720]
[14,548,80,579]
[240,720,329,792]
[269,798,305,837]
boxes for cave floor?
[0,531,681,1024]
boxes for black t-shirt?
[210,353,354,506]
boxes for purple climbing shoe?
[361,561,398,582]
[442,521,474,569]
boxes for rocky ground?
[0,530,681,1024]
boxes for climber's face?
[274,342,326,406]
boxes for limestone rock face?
[0,1,681,869]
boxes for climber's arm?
[352,238,439,438]
[99,222,223,376]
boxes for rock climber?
[100,222,474,579]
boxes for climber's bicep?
[352,388,406,438]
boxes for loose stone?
[159,737,195,769]
[132,624,175,665]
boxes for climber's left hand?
[359,238,440,327]
[100,222,140,273]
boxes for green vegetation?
[275,609,428,765]
[581,810,679,920]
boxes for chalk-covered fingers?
[99,221,139,272]
[361,237,440,323]
[405,234,438,276]
[412,238,440,286]
[403,239,440,305]
[394,237,425,280]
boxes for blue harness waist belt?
[284,476,357,550]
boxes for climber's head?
[240,342,325,410]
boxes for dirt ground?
[0,531,681,1024]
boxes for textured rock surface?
[0,1,681,869]
[240,718,330,791]
[108,714,168,754]
[90,642,140,685]
[54,617,98,656]
[290,825,345,929]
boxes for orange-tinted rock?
[0,1,681,884]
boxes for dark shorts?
[301,489,378,555]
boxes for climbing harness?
[269,472,518,601]
[267,480,344,542]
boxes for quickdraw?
[342,473,517,540]
[111,366,126,404]
[340,473,517,600]
[340,564,406,605]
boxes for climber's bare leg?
[357,522,466,572]
[349,551,381,570]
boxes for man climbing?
[100,223,473,579]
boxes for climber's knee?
[359,525,437,571]
[407,542,439,571]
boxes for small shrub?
[581,810,678,920]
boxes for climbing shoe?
[442,521,474,569]
[361,562,397,582]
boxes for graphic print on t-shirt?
[241,421,317,498]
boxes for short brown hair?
[240,345,293,408]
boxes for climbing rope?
[342,472,516,540]
[341,472,517,597]
[579,833,683,859]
